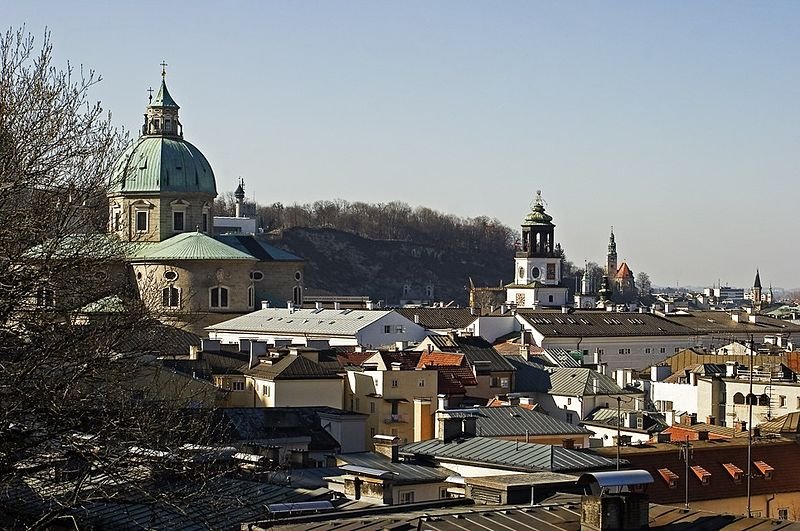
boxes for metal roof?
[507,355,627,396]
[245,355,342,381]
[517,310,695,337]
[109,136,216,195]
[215,234,304,262]
[206,308,400,337]
[150,79,179,108]
[578,470,654,488]
[394,308,477,330]
[401,437,618,472]
[427,335,515,373]
[338,452,449,483]
[660,310,800,334]
[443,406,591,437]
[131,231,257,261]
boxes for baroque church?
[106,69,305,333]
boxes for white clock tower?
[506,191,569,308]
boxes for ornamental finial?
[160,61,168,79]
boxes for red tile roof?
[615,262,633,279]
[417,351,465,369]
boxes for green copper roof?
[131,231,257,261]
[522,190,554,226]
[109,136,217,195]
[150,80,179,108]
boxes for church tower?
[606,227,618,277]
[108,65,217,242]
[574,261,598,309]
[752,269,762,311]
[506,191,569,308]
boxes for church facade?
[107,71,305,333]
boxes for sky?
[5,1,799,289]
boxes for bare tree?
[0,28,228,529]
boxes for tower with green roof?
[108,66,217,243]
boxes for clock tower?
[506,191,569,308]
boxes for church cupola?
[142,63,182,138]
[518,190,556,259]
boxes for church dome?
[109,136,217,195]
[522,190,554,226]
[108,74,217,197]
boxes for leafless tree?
[0,28,230,529]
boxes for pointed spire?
[754,269,762,289]
[150,79,179,109]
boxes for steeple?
[518,190,556,258]
[234,178,245,218]
[754,269,762,289]
[142,63,182,138]
[606,227,618,276]
[752,269,763,311]
[581,261,591,295]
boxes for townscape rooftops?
[581,408,668,434]
[427,335,515,372]
[395,307,477,330]
[759,410,800,434]
[337,452,450,484]
[443,406,591,437]
[206,308,397,336]
[401,436,618,472]
[517,310,695,338]
[507,355,628,396]
[244,354,342,381]
[659,310,800,334]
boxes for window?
[164,270,178,281]
[210,286,229,308]
[758,394,770,406]
[232,381,245,391]
[567,397,572,405]
[780,395,787,407]
[660,347,666,354]
[384,325,392,334]
[779,508,789,520]
[202,213,209,232]
[369,427,376,437]
[113,210,122,231]
[391,379,398,388]
[674,347,681,353]
[597,349,604,355]
[153,118,160,129]
[370,401,375,413]
[418,378,425,388]
[173,210,185,232]
[618,348,631,355]
[548,295,554,303]
[162,286,180,307]
[399,491,415,504]
[295,271,302,281]
[292,285,302,305]
[637,416,644,429]
[500,377,510,389]
[165,118,171,131]
[566,412,574,424]
[248,286,254,308]
[395,325,406,334]
[250,271,264,281]
[645,347,651,354]
[355,398,360,411]
[733,392,745,404]
[135,210,148,232]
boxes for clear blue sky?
[6,1,799,289]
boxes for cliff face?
[272,227,513,306]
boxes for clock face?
[531,267,540,279]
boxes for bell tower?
[606,227,618,277]
[142,62,182,138]
[514,191,562,286]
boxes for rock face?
[272,227,513,306]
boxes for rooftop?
[394,307,477,330]
[244,354,342,381]
[442,406,591,437]
[507,355,631,396]
[517,310,695,337]
[207,308,399,336]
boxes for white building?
[206,307,427,348]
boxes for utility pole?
[747,334,754,518]
[679,435,692,510]
[616,395,621,471]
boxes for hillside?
[272,227,514,306]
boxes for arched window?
[248,286,254,309]
[210,286,229,308]
[746,393,757,405]
[759,394,770,406]
[733,392,745,405]
[292,285,303,306]
[162,286,180,308]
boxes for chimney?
[334,301,341,310]
[561,306,569,314]
[395,341,408,351]
[414,314,420,324]
[706,416,715,426]
[697,430,709,441]
[562,438,575,449]
[315,301,323,310]
[753,427,761,437]
[437,394,449,411]
[239,338,251,353]
[507,393,521,406]
[261,300,270,309]
[366,300,375,310]
[461,416,477,438]
[250,341,267,368]
[580,472,651,530]
[372,435,401,462]
[390,361,402,371]
[735,420,747,432]
[437,414,463,443]
[200,338,220,352]
[287,301,294,312]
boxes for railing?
[384,413,409,423]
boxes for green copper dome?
[522,190,554,226]
[109,136,217,195]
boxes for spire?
[234,178,245,218]
[150,79,179,109]
[754,269,762,289]
[608,226,617,255]
[522,190,554,225]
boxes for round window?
[294,271,302,281]
[164,271,179,281]
[531,267,540,279]
[250,271,264,281]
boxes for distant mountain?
[272,227,513,306]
